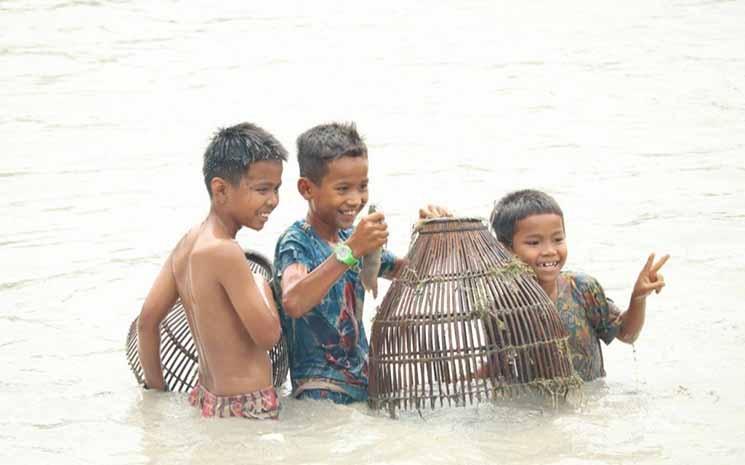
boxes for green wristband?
[334,243,359,267]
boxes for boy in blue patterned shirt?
[490,190,669,381]
[274,122,448,403]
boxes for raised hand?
[346,211,389,258]
[631,253,670,301]
[419,204,453,219]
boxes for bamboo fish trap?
[368,218,580,413]
[125,250,289,392]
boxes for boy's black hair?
[203,122,288,197]
[490,189,564,248]
[296,122,367,184]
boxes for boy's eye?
[256,185,278,194]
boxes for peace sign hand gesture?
[631,253,670,302]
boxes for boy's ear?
[297,177,314,201]
[210,177,230,205]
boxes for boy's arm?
[137,254,179,391]
[281,258,355,318]
[281,212,388,318]
[617,253,669,344]
[216,241,281,350]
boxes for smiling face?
[226,160,283,231]
[510,213,567,289]
[301,155,369,236]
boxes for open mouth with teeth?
[537,261,559,268]
[340,209,358,219]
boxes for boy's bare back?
[170,222,276,395]
[137,123,287,404]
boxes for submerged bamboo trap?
[368,218,580,413]
[125,250,288,392]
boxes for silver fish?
[360,204,382,298]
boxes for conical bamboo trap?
[126,250,289,392]
[368,218,580,413]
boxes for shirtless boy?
[137,122,287,419]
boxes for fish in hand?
[360,204,383,298]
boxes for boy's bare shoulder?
[194,237,245,265]
[193,238,246,272]
[173,225,247,279]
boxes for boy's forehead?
[244,159,283,179]
[516,213,564,232]
[319,155,368,184]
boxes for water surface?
[2,1,744,464]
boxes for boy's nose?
[541,244,556,255]
[348,193,366,208]
[267,191,279,207]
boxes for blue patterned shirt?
[555,271,622,381]
[274,220,396,401]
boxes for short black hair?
[490,189,564,248]
[296,122,367,184]
[202,122,288,197]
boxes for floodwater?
[2,1,744,464]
